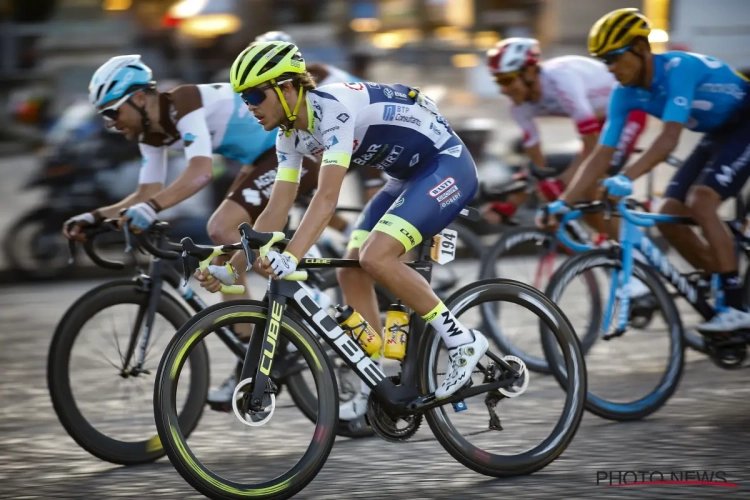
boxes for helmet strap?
[126,98,151,133]
[273,80,305,137]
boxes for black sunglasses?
[240,79,293,106]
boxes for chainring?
[365,376,422,443]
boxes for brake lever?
[181,250,192,286]
[240,230,256,272]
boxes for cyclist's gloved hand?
[601,174,633,197]
[266,250,298,279]
[63,211,104,241]
[535,200,571,230]
[124,202,159,231]
[205,263,238,286]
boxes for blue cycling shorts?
[347,135,478,253]
[665,86,750,201]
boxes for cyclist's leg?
[689,126,750,328]
[337,179,404,332]
[358,138,484,399]
[657,136,716,273]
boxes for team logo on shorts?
[429,177,455,197]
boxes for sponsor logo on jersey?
[325,135,339,149]
[337,113,350,123]
[409,153,419,167]
[345,82,364,91]
[429,177,455,197]
[374,145,403,169]
[352,143,387,166]
[383,87,394,99]
[391,197,405,209]
[322,125,340,135]
[383,104,420,125]
[440,191,462,208]
[394,91,408,100]
[183,133,196,147]
[436,185,459,201]
[367,82,381,89]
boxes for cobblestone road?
[2,279,750,500]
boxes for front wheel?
[421,279,587,477]
[47,280,208,465]
[154,300,338,500]
[542,249,685,421]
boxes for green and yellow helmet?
[588,8,652,57]
[230,41,306,93]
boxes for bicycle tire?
[47,280,209,465]
[154,300,337,500]
[542,249,685,421]
[478,226,602,374]
[420,279,587,477]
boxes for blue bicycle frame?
[556,199,734,337]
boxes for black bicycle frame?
[239,238,516,417]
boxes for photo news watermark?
[597,470,738,487]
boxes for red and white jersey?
[511,56,616,147]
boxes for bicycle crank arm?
[405,378,518,414]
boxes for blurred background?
[1,0,749,281]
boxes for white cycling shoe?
[435,330,489,399]
[697,307,750,333]
[339,392,369,420]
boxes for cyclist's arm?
[512,106,545,167]
[94,144,166,219]
[226,143,303,275]
[285,99,355,260]
[149,107,214,210]
[559,87,630,204]
[560,132,599,185]
[551,69,603,182]
[621,56,696,180]
[286,163,348,260]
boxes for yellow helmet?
[588,8,652,57]
[230,41,306,93]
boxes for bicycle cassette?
[366,376,422,443]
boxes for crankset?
[366,376,422,443]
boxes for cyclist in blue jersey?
[538,8,750,332]
[197,41,489,406]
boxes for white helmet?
[254,31,294,44]
[486,38,541,74]
[88,55,154,108]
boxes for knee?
[359,239,391,276]
[687,186,721,215]
[337,249,366,284]
[206,217,235,245]
[686,186,721,216]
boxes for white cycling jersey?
[138,83,275,184]
[511,55,617,147]
[275,82,456,181]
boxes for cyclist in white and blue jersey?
[254,30,388,201]
[540,8,750,332]
[197,41,490,404]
